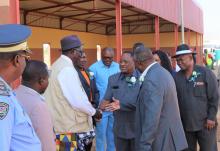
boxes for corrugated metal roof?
[122,0,203,33]
[19,0,203,34]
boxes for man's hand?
[205,119,216,130]
[105,97,120,112]
[93,109,102,121]
[99,100,110,111]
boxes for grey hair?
[133,47,153,62]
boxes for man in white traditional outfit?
[44,35,102,151]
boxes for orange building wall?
[28,26,199,65]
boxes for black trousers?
[115,137,135,151]
[85,142,92,151]
[183,127,217,151]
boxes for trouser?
[56,133,77,151]
[56,131,95,151]
[115,137,135,151]
[183,127,217,151]
[85,142,92,151]
[95,113,115,151]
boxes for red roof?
[122,0,203,33]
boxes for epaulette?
[0,79,10,96]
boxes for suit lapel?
[77,69,90,87]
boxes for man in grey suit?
[99,51,140,151]
[133,47,188,151]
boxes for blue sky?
[194,0,220,42]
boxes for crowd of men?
[0,24,219,151]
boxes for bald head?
[133,47,154,73]
[22,60,48,82]
[133,42,144,52]
[133,47,153,62]
[101,47,114,67]
[22,60,49,94]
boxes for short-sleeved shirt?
[89,60,120,102]
[0,77,41,151]
[174,65,219,131]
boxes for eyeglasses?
[18,53,31,61]
[73,48,83,55]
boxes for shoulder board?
[0,80,10,96]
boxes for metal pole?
[180,0,185,44]
[115,0,122,62]
[155,16,160,50]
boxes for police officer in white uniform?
[0,24,41,151]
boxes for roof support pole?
[0,0,20,24]
[187,29,191,46]
[196,32,199,64]
[201,34,203,65]
[0,0,21,88]
[23,11,28,25]
[180,0,185,44]
[174,24,179,54]
[154,16,160,50]
[115,0,122,62]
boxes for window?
[43,43,51,68]
[97,45,101,61]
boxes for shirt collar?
[140,62,157,79]
[61,55,73,65]
[21,85,45,101]
[0,76,12,96]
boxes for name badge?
[195,82,204,86]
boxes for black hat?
[0,24,31,53]
[60,35,82,52]
[172,44,196,58]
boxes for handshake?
[92,97,120,122]
[98,97,120,112]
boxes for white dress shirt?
[140,62,157,79]
[57,55,96,116]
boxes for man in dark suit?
[99,51,140,151]
[133,47,188,151]
[173,44,219,151]
[75,51,100,151]
[75,51,100,109]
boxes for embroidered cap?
[0,24,31,53]
[172,44,196,58]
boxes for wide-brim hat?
[172,44,196,58]
[0,24,31,53]
[60,35,83,52]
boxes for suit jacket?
[76,68,100,108]
[103,71,140,139]
[135,63,188,151]
[15,85,56,151]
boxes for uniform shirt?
[89,61,120,117]
[174,65,219,131]
[103,71,140,139]
[15,85,56,151]
[0,77,41,151]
